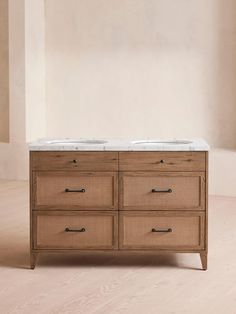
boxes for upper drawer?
[119,172,205,210]
[30,152,119,171]
[32,171,118,210]
[119,152,206,172]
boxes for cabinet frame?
[29,151,208,270]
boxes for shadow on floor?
[0,247,30,270]
[0,245,201,271]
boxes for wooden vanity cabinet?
[30,151,208,270]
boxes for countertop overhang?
[28,138,210,151]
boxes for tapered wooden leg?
[30,252,37,269]
[200,252,207,270]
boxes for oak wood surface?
[31,151,119,171]
[200,251,207,270]
[119,151,206,171]
[33,171,118,210]
[29,153,34,267]
[119,211,205,250]
[29,150,208,270]
[34,211,118,250]
[203,151,209,269]
[119,171,205,210]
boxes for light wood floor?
[0,180,236,314]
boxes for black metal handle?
[152,228,172,233]
[65,227,86,232]
[151,188,172,193]
[70,159,78,164]
[65,188,85,193]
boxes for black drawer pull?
[151,188,172,193]
[69,159,78,164]
[65,227,86,232]
[65,188,85,193]
[152,228,172,233]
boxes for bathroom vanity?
[29,139,209,269]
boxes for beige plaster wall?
[0,0,46,180]
[25,0,46,142]
[45,0,236,149]
[0,0,28,180]
[0,0,9,142]
[209,149,236,197]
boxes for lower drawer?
[33,211,118,249]
[119,211,205,250]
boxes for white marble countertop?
[28,138,210,151]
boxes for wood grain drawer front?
[31,151,118,171]
[120,172,205,210]
[33,172,118,210]
[119,211,205,250]
[34,211,118,249]
[119,152,206,171]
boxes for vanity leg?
[200,252,207,270]
[30,252,37,269]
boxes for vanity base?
[29,250,208,270]
[30,252,37,270]
[200,251,208,270]
[30,150,208,271]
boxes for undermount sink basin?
[132,140,193,145]
[45,139,108,145]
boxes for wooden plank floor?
[0,180,236,314]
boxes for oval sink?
[45,139,108,145]
[133,140,193,145]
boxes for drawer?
[119,152,206,172]
[33,172,118,210]
[34,211,118,249]
[31,151,118,171]
[119,172,205,210]
[119,211,205,250]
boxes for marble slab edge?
[28,139,210,152]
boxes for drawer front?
[120,172,205,210]
[31,151,118,171]
[119,152,206,171]
[33,172,118,210]
[34,211,118,249]
[119,211,205,249]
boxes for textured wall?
[25,0,46,142]
[0,0,28,180]
[0,0,46,180]
[0,0,9,142]
[45,0,236,149]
